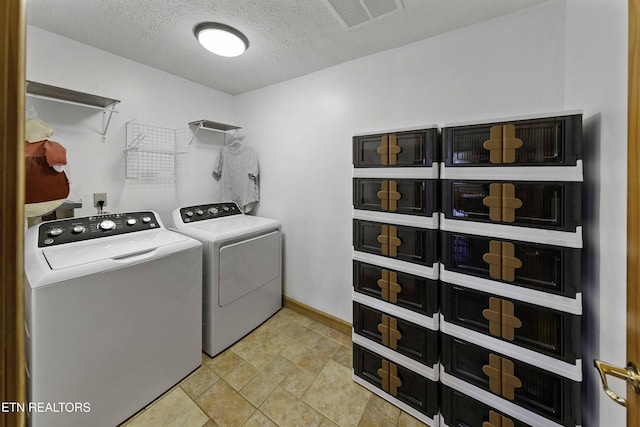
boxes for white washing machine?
[24,211,202,427]
[171,202,282,357]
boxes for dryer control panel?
[38,211,160,247]
[178,202,241,223]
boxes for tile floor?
[120,307,428,427]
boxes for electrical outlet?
[93,192,108,208]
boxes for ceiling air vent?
[322,0,404,29]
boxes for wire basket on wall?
[125,121,188,180]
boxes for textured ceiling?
[25,0,547,95]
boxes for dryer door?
[218,230,281,306]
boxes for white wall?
[235,1,627,424]
[564,0,628,425]
[235,0,566,322]
[26,26,238,222]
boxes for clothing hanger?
[25,99,55,142]
[26,100,41,121]
[226,129,244,146]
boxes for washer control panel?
[179,202,241,223]
[38,211,160,247]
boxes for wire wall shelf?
[125,121,188,180]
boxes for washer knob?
[72,225,86,234]
[223,205,230,212]
[208,207,219,215]
[48,227,63,237]
[98,220,116,231]
[185,210,194,217]
[195,209,204,215]
[142,216,152,224]
[126,218,137,226]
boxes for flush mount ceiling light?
[194,22,249,57]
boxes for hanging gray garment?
[212,140,260,212]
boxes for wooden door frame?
[0,1,26,427]
[630,0,640,424]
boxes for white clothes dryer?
[24,211,202,427]
[171,202,282,357]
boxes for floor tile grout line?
[122,307,427,427]
[196,345,328,423]
[244,311,354,425]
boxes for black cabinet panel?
[441,283,581,363]
[353,178,439,216]
[353,260,438,316]
[441,336,581,427]
[443,114,581,166]
[353,302,439,365]
[353,344,439,417]
[353,219,438,266]
[353,129,439,168]
[441,232,581,298]
[442,180,582,231]
[441,385,529,427]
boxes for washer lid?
[174,215,280,241]
[43,229,190,270]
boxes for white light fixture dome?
[194,22,249,57]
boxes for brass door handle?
[594,359,640,407]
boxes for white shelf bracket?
[102,106,118,143]
[188,123,204,146]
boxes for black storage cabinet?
[441,231,582,298]
[353,302,439,365]
[442,180,582,231]
[441,336,581,427]
[353,178,439,216]
[441,385,530,427]
[441,283,581,363]
[353,260,438,317]
[442,114,582,167]
[353,344,439,418]
[353,128,440,168]
[353,219,438,267]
